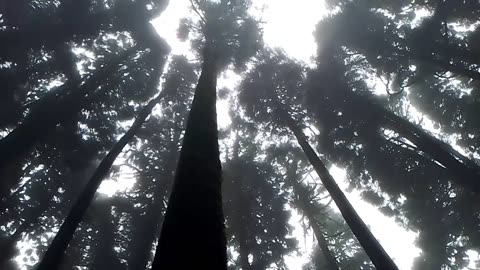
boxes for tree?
[268,144,374,270]
[152,1,261,269]
[306,8,478,269]
[0,0,170,199]
[36,61,166,269]
[238,50,398,269]
[222,117,296,269]
[125,55,197,270]
[313,1,480,192]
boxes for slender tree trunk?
[290,180,339,270]
[310,219,339,270]
[152,52,227,270]
[280,108,399,270]
[36,90,165,270]
[230,136,252,270]
[127,155,176,269]
[236,191,251,270]
[128,129,179,269]
[234,177,251,270]
[91,202,125,270]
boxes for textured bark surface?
[152,55,228,270]
[36,91,165,270]
[282,109,399,270]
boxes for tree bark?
[281,109,399,270]
[35,89,165,270]
[152,52,228,270]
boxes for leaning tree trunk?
[279,107,399,270]
[229,136,252,270]
[36,88,166,270]
[152,51,227,270]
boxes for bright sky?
[152,1,421,269]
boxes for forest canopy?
[0,0,479,269]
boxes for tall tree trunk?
[309,219,339,270]
[289,179,339,270]
[36,89,165,270]
[128,196,165,269]
[231,139,252,270]
[280,108,399,270]
[91,201,125,270]
[127,152,177,270]
[236,190,251,270]
[0,50,130,174]
[152,52,227,270]
[128,124,180,269]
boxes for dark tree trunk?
[152,52,228,270]
[230,137,252,270]
[236,200,252,270]
[290,180,339,270]
[310,219,339,270]
[36,90,165,270]
[281,109,399,270]
[91,202,125,270]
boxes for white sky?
[152,1,422,269]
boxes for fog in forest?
[0,1,479,270]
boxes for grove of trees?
[0,0,479,269]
